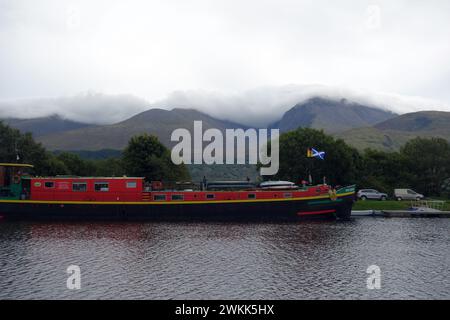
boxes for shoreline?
[353,200,450,211]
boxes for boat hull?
[0,193,354,222]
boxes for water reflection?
[0,219,449,299]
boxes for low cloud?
[0,92,149,124]
[1,85,448,127]
[154,85,450,127]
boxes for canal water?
[0,218,449,299]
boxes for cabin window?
[73,183,87,192]
[206,194,215,199]
[248,193,256,199]
[153,194,166,201]
[284,193,292,198]
[94,182,109,192]
[171,194,184,201]
[44,181,54,188]
[126,181,137,188]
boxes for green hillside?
[38,108,245,151]
[2,115,91,137]
[336,111,450,151]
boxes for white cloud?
[1,86,447,127]
[0,0,449,125]
[154,85,450,126]
[0,92,149,124]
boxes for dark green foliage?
[274,128,450,197]
[0,121,57,176]
[273,128,360,186]
[53,149,122,160]
[356,149,410,195]
[55,152,97,176]
[442,178,450,198]
[400,137,450,196]
[122,134,190,181]
[355,137,450,196]
[92,158,125,177]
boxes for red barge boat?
[0,163,356,221]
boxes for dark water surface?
[0,218,449,299]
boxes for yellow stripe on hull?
[0,192,355,206]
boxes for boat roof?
[0,163,34,168]
[207,181,254,184]
[260,181,295,186]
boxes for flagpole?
[306,147,314,185]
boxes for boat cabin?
[30,177,144,202]
[0,163,33,200]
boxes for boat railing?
[410,199,445,211]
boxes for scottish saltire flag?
[307,147,325,160]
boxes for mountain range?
[3,115,91,137]
[2,97,449,153]
[33,108,245,151]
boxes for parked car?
[357,189,388,201]
[394,189,424,201]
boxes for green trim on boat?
[336,185,356,194]
[308,199,343,205]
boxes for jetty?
[352,200,450,218]
[381,210,450,218]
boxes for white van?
[394,189,424,201]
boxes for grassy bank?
[353,200,450,211]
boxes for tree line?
[2,121,450,197]
[272,128,450,197]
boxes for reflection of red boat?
[0,163,355,221]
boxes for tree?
[92,158,125,177]
[0,121,59,175]
[400,137,450,196]
[273,128,360,186]
[356,149,411,194]
[40,157,70,177]
[56,152,97,176]
[1,122,95,177]
[122,134,190,181]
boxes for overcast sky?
[1,0,450,124]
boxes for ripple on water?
[0,218,449,299]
